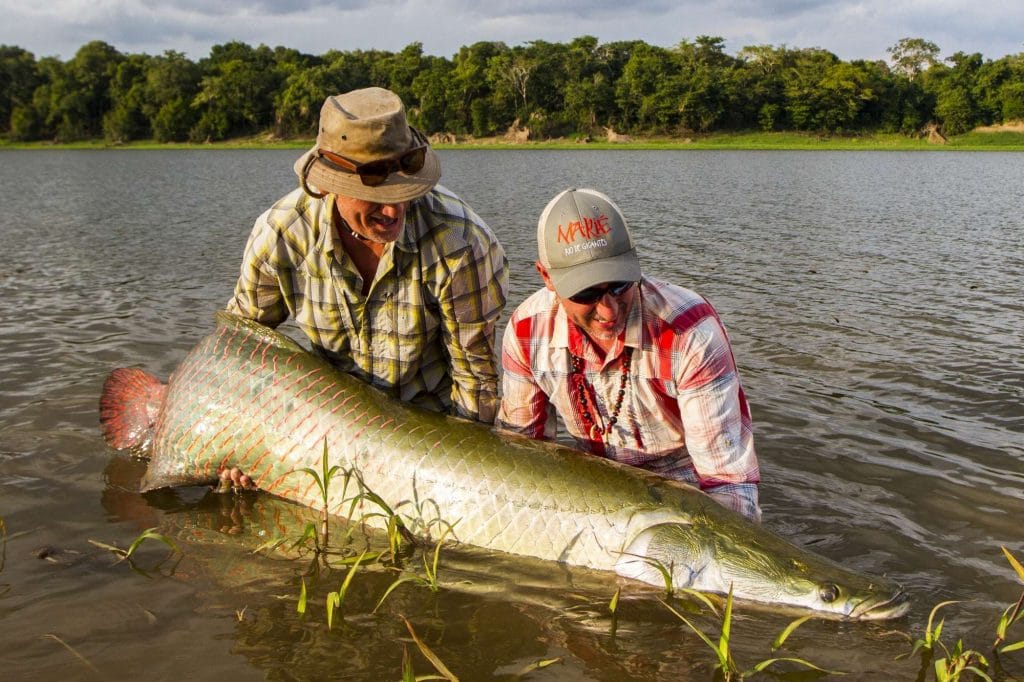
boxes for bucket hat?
[294,87,441,203]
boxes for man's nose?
[595,294,619,313]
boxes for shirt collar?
[320,193,429,261]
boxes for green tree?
[103,53,152,143]
[449,41,507,135]
[486,47,535,128]
[143,50,201,142]
[1000,80,1024,121]
[973,56,1017,124]
[887,38,940,81]
[192,41,280,141]
[371,43,426,103]
[925,51,984,134]
[522,40,575,134]
[274,65,333,137]
[409,56,454,133]
[42,40,124,141]
[674,36,738,132]
[817,61,875,132]
[561,36,615,132]
[615,43,681,131]
[0,45,39,134]
[780,47,877,132]
[10,56,63,141]
[736,44,791,130]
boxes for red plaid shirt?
[497,276,761,520]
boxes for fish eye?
[819,584,839,603]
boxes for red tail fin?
[99,368,167,455]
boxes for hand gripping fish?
[99,312,909,620]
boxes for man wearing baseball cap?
[497,188,761,521]
[227,87,508,425]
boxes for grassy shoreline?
[3,129,1024,151]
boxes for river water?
[0,148,1021,680]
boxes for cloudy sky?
[3,0,1022,64]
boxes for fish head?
[619,519,910,621]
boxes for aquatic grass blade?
[426,525,457,588]
[963,667,993,682]
[1001,639,1024,653]
[509,658,563,676]
[749,656,839,676]
[771,614,815,652]
[124,528,179,558]
[1002,546,1024,583]
[659,598,721,660]
[374,575,425,612]
[335,550,368,603]
[41,633,102,675]
[717,584,733,664]
[88,527,179,564]
[608,586,620,615]
[326,591,340,630]
[401,645,416,682]
[402,615,459,681]
[675,586,721,616]
[297,577,308,615]
[251,536,291,555]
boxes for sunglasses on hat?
[317,142,428,187]
[568,280,635,305]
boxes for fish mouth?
[849,588,911,620]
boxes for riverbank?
[4,126,1024,151]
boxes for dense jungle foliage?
[1,36,1022,144]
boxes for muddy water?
[0,149,1021,680]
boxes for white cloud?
[1,0,1020,62]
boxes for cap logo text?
[564,238,608,257]
[556,214,611,244]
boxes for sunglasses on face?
[317,142,428,187]
[568,280,636,305]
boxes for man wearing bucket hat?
[227,87,508,426]
[496,189,761,521]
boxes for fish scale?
[99,311,910,620]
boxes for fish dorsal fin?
[214,310,306,354]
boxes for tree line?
[1,36,1022,144]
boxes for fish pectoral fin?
[615,523,702,589]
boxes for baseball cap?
[537,188,641,299]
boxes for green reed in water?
[659,585,834,680]
[899,546,1024,681]
[87,524,178,561]
[994,547,1024,655]
[295,438,351,555]
[374,525,457,613]
[400,616,459,681]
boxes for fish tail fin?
[99,368,167,455]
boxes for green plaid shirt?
[226,185,508,422]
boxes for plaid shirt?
[227,185,508,422]
[497,276,761,520]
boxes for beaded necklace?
[570,347,633,444]
[341,219,372,242]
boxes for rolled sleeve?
[676,318,761,520]
[442,226,508,423]
[496,316,552,439]
[226,210,290,327]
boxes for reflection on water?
[0,149,1021,680]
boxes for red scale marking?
[244,369,327,473]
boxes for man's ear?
[535,261,556,292]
